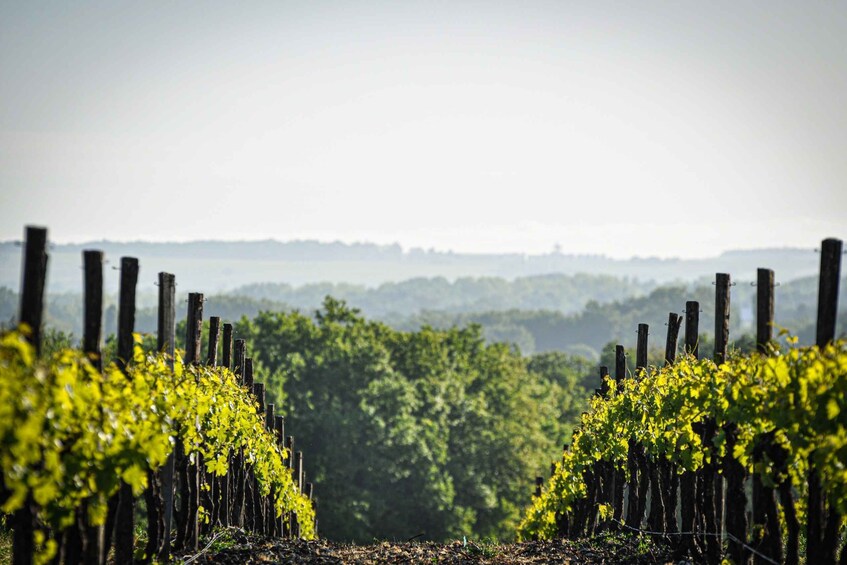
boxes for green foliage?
[234,298,574,542]
[517,338,847,540]
[0,327,314,564]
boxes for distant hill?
[0,239,823,295]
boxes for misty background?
[2,1,845,257]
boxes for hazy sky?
[1,1,845,258]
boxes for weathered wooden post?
[179,293,203,551]
[13,226,48,565]
[285,436,295,538]
[116,258,139,371]
[250,382,266,533]
[218,323,234,527]
[756,268,774,354]
[816,238,842,348]
[636,324,648,375]
[234,339,246,380]
[82,250,105,564]
[244,357,254,390]
[207,316,220,366]
[713,275,730,550]
[155,272,176,563]
[751,268,782,563]
[265,403,276,537]
[810,238,843,563]
[599,365,609,396]
[185,293,203,365]
[664,312,682,366]
[114,257,138,565]
[633,324,654,530]
[222,324,233,370]
[199,316,221,535]
[612,345,626,523]
[615,344,626,382]
[18,226,48,353]
[662,312,681,533]
[714,273,731,365]
[231,339,246,527]
[275,416,285,536]
[83,250,104,369]
[679,301,700,557]
[684,301,699,358]
[295,451,304,537]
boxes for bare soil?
[187,531,679,564]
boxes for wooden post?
[611,347,625,523]
[265,404,276,537]
[714,273,731,365]
[599,366,609,396]
[286,437,294,468]
[250,383,265,533]
[116,258,139,370]
[207,316,220,366]
[295,451,304,493]
[685,301,699,359]
[200,316,218,535]
[244,358,254,390]
[294,450,304,538]
[661,315,681,534]
[234,339,246,381]
[614,345,626,383]
[276,417,285,446]
[713,275,730,540]
[222,323,233,370]
[218,321,233,527]
[158,274,177,363]
[274,415,285,535]
[83,250,104,370]
[636,324,648,375]
[284,435,294,538]
[682,299,702,557]
[13,226,48,565]
[185,293,203,366]
[816,238,842,347]
[664,312,682,366]
[153,273,176,562]
[811,238,843,562]
[82,250,106,563]
[230,338,246,527]
[756,269,775,354]
[253,383,265,414]
[182,292,203,551]
[114,257,138,565]
[18,226,48,353]
[723,423,748,564]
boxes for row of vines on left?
[1,226,317,565]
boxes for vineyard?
[2,225,845,565]
[520,240,847,563]
[2,227,316,565]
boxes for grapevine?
[0,327,315,563]
[518,338,847,541]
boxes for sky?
[1,1,845,259]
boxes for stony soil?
[186,530,680,564]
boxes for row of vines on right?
[519,238,846,565]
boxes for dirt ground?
[188,531,679,564]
